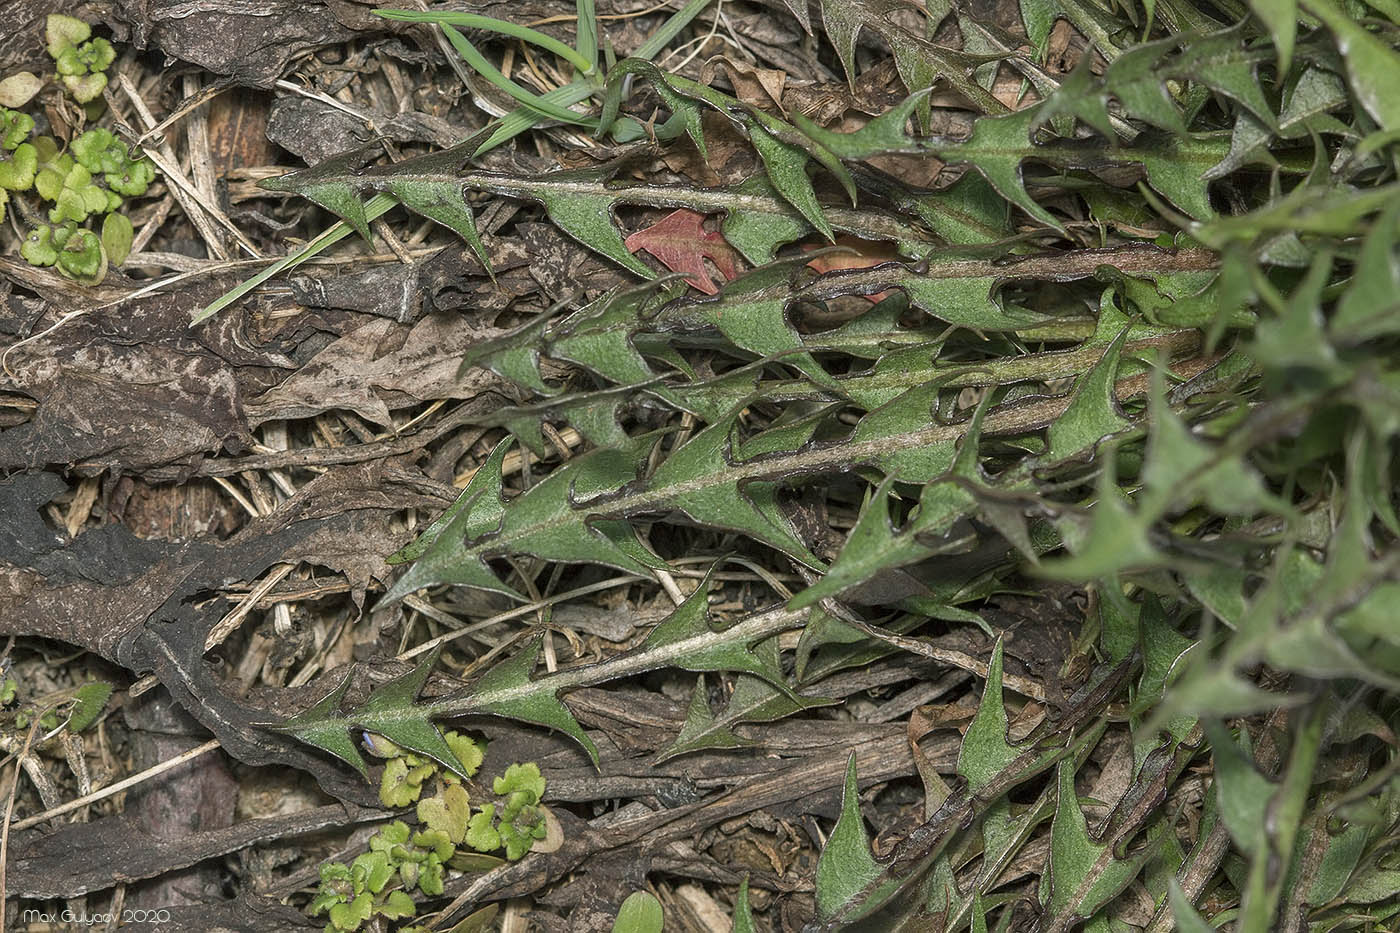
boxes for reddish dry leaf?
[624,209,742,294]
[804,236,904,302]
[713,57,788,113]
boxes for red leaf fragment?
[624,208,742,294]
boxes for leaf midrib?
[427,605,809,716]
[452,354,1217,581]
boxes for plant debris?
[2,0,1398,929]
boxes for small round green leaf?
[101,211,133,266]
[46,14,91,59]
[611,891,663,933]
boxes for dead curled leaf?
[114,0,358,88]
[0,278,293,479]
[803,235,904,301]
[708,56,788,114]
[0,71,43,108]
[0,268,517,476]
[0,461,452,805]
[246,312,506,427]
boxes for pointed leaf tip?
[815,752,881,920]
[469,635,601,767]
[268,667,369,778]
[957,637,1018,792]
[733,875,757,933]
[1045,324,1133,463]
[1047,758,1140,918]
[641,573,804,701]
[356,647,475,777]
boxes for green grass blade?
[189,193,398,326]
[440,25,594,126]
[633,0,715,60]
[475,81,600,155]
[575,0,598,73]
[374,8,595,75]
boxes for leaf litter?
[0,0,1398,930]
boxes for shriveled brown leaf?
[246,312,504,427]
